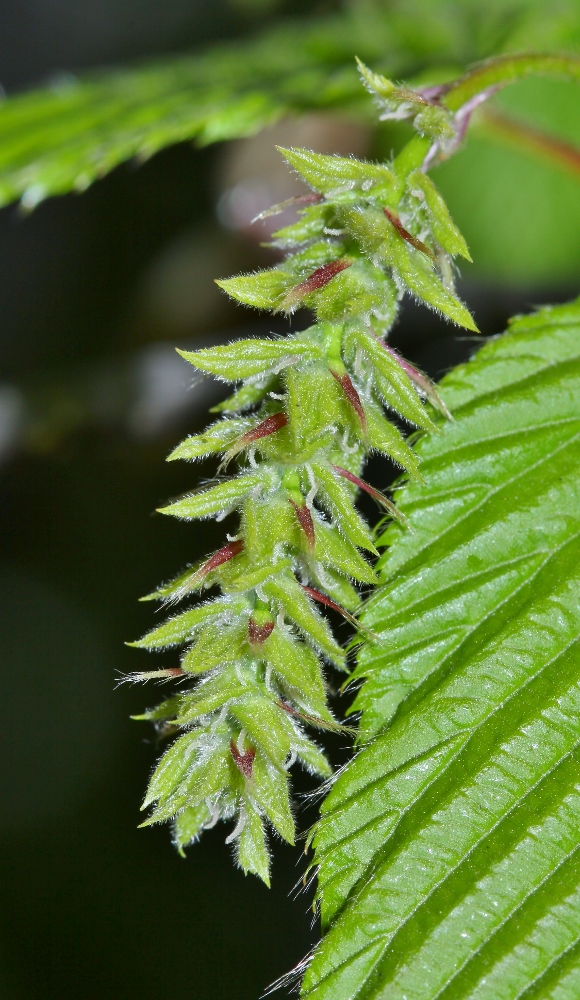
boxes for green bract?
[130,63,480,884]
[304,298,580,1000]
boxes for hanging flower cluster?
[129,61,476,884]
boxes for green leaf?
[348,327,436,430]
[303,298,580,999]
[263,573,345,666]
[278,146,396,196]
[311,462,378,554]
[177,339,320,381]
[237,799,270,885]
[231,695,294,767]
[158,474,262,519]
[167,419,250,461]
[175,667,249,723]
[209,378,275,414]
[261,628,331,718]
[407,170,472,261]
[364,398,421,476]
[250,751,295,844]
[129,601,230,649]
[314,520,379,585]
[172,803,211,855]
[216,269,292,309]
[181,622,248,674]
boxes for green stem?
[441,53,580,112]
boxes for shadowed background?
[0,2,579,997]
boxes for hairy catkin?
[129,60,476,884]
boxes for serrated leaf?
[158,474,262,519]
[177,339,320,381]
[303,298,580,1000]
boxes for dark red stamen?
[282,259,352,309]
[302,584,351,617]
[230,740,256,779]
[384,207,436,261]
[198,539,244,578]
[289,500,315,550]
[248,618,275,645]
[382,343,452,419]
[237,411,288,448]
[332,465,408,526]
[330,370,367,431]
[302,584,376,636]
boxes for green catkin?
[129,61,477,883]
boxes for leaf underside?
[304,298,580,1000]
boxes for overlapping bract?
[131,66,476,883]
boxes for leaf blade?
[304,298,580,1000]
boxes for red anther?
[382,343,452,419]
[166,668,187,677]
[331,465,408,525]
[384,207,436,261]
[302,584,350,617]
[282,259,352,309]
[302,584,373,634]
[330,369,367,431]
[237,411,288,448]
[289,499,315,550]
[294,259,352,296]
[198,539,244,577]
[248,618,275,645]
[230,740,256,779]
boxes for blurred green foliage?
[0,0,579,282]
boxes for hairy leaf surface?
[304,298,580,1000]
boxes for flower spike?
[131,56,473,883]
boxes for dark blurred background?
[0,2,579,998]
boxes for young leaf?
[157,474,262,519]
[167,419,250,461]
[407,170,472,260]
[278,146,397,196]
[310,462,378,554]
[236,800,271,885]
[262,574,345,666]
[177,339,321,381]
[216,269,292,309]
[303,298,580,1000]
[348,326,436,430]
[129,601,231,649]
